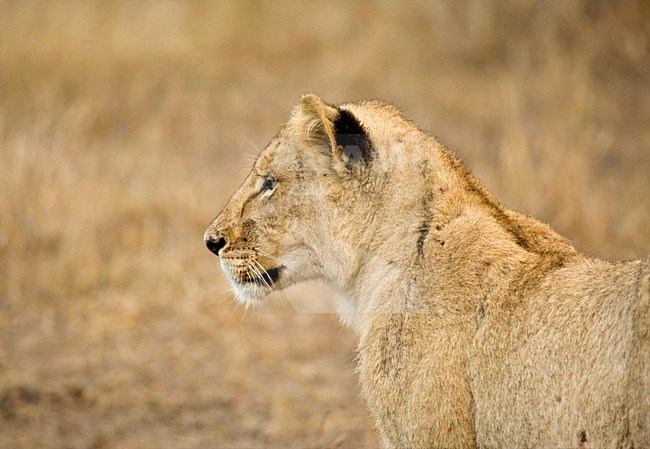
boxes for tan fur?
[205,94,649,448]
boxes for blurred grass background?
[0,1,648,448]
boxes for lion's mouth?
[236,266,282,286]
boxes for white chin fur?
[231,281,269,305]
[220,261,270,305]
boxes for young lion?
[204,94,649,448]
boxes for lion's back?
[471,257,649,448]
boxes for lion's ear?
[290,94,339,152]
[331,108,371,164]
[290,94,371,164]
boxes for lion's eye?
[260,178,276,193]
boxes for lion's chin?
[230,281,270,305]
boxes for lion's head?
[204,94,384,305]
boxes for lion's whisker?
[239,134,261,153]
[251,259,286,306]
[245,261,267,288]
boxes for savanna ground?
[0,1,648,448]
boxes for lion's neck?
[321,144,578,335]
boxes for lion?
[204,94,649,448]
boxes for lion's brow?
[253,167,271,178]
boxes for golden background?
[1,1,648,448]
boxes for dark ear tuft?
[333,109,372,163]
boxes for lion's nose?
[205,233,226,256]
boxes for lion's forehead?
[256,138,296,175]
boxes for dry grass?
[0,1,648,448]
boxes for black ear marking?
[333,109,372,163]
